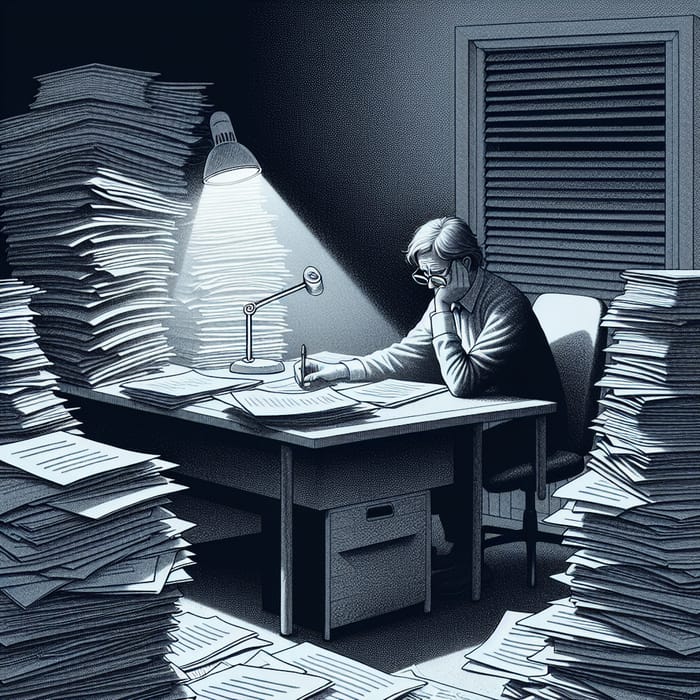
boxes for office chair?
[482,293,606,586]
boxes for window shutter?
[482,42,667,298]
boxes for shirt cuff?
[430,311,458,338]
[341,358,367,381]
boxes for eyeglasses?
[412,266,450,288]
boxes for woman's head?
[406,216,483,270]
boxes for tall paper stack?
[0,278,79,441]
[0,430,195,700]
[0,64,210,387]
[464,270,700,699]
[170,178,292,369]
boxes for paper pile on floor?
[463,270,700,699]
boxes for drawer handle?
[366,504,394,521]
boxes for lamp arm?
[248,282,306,312]
[242,281,307,363]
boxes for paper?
[187,663,332,700]
[170,177,293,369]
[221,386,360,417]
[243,650,307,674]
[488,268,700,700]
[0,280,79,442]
[275,642,426,699]
[121,368,261,408]
[337,378,448,408]
[397,669,493,699]
[166,612,260,671]
[0,431,157,486]
[0,63,210,388]
[463,611,548,682]
[219,385,377,426]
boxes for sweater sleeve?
[431,294,530,397]
[345,305,443,383]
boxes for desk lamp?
[230,266,324,374]
[203,111,261,185]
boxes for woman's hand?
[434,260,471,309]
[293,359,350,387]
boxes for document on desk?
[275,642,426,699]
[336,378,448,408]
[187,663,332,700]
[121,368,261,408]
[222,386,359,416]
[0,431,157,485]
[220,386,377,426]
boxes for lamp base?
[229,357,285,374]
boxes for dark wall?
[2,0,697,330]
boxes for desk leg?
[280,444,294,636]
[424,490,432,613]
[529,415,548,588]
[471,423,483,602]
[535,415,547,501]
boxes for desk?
[59,369,555,636]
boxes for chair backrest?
[532,293,606,455]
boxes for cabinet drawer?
[330,533,426,602]
[329,493,426,533]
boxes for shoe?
[431,543,467,571]
[432,565,471,598]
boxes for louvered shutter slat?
[482,42,667,298]
[485,45,665,62]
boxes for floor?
[186,532,572,673]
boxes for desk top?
[59,364,556,450]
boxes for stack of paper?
[170,178,293,369]
[0,64,210,387]
[121,366,260,409]
[598,269,700,395]
[0,430,195,699]
[464,270,700,699]
[219,385,377,427]
[0,279,79,442]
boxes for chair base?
[481,489,563,587]
[483,525,563,548]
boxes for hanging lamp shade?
[203,111,261,185]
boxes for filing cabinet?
[262,491,431,639]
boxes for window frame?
[455,15,700,274]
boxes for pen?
[300,343,307,387]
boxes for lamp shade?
[203,111,261,185]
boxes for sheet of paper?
[220,386,359,417]
[48,479,187,519]
[517,599,645,648]
[187,664,332,700]
[397,668,494,699]
[337,379,448,408]
[0,431,157,485]
[463,611,548,683]
[552,469,648,510]
[166,612,258,671]
[275,642,426,699]
[243,650,307,674]
[122,369,260,399]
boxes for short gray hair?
[405,216,483,268]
